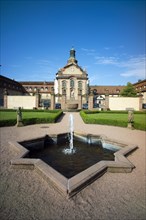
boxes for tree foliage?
[120,82,137,97]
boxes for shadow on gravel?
[56,112,66,123]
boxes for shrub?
[0,119,16,127]
[0,110,63,127]
[80,110,146,131]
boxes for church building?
[55,47,89,109]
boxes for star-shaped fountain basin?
[10,132,138,198]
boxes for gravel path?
[0,112,146,220]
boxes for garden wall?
[7,96,36,109]
[109,97,141,110]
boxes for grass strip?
[0,110,63,127]
[80,110,146,131]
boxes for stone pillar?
[35,89,40,109]
[3,88,8,108]
[88,90,93,110]
[139,94,143,111]
[61,89,66,110]
[105,95,109,110]
[50,88,55,110]
[78,89,82,109]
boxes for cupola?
[67,47,78,64]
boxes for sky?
[0,0,146,85]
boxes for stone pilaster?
[105,95,109,110]
[61,89,66,110]
[78,95,82,109]
[61,95,66,110]
[3,88,8,108]
[35,89,40,109]
[139,95,143,111]
[88,90,93,110]
[50,88,55,110]
[78,89,82,109]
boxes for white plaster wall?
[109,97,140,110]
[142,92,146,103]
[7,96,36,109]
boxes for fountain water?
[63,114,75,154]
[69,114,74,150]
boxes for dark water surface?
[25,139,115,178]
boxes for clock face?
[66,66,77,74]
[70,67,74,72]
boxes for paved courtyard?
[0,112,146,220]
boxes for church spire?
[67,47,78,64]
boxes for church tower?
[67,47,78,64]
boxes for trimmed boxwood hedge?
[80,110,146,131]
[82,110,146,115]
[0,119,16,127]
[0,109,63,127]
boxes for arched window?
[78,81,82,90]
[62,80,66,89]
[70,79,74,88]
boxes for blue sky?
[1,0,146,85]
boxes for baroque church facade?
[55,47,89,107]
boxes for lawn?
[0,111,53,120]
[0,109,63,126]
[80,110,146,131]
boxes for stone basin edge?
[9,132,138,198]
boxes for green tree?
[120,82,137,97]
